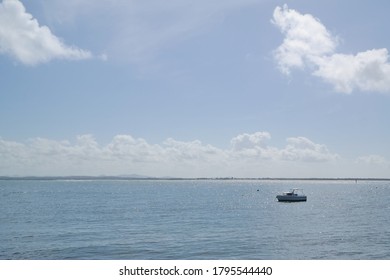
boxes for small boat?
[276,188,307,202]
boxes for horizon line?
[1,175,390,181]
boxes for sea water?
[1,179,389,259]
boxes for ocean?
[1,179,389,260]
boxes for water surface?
[1,179,389,259]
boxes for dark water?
[1,179,389,259]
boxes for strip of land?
[0,176,389,181]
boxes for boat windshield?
[284,191,295,196]
[283,189,304,196]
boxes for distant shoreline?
[1,176,390,181]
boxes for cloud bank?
[272,4,390,93]
[3,132,388,177]
[0,0,92,65]
[1,132,345,177]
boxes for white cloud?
[280,137,339,162]
[314,49,390,93]
[164,138,224,162]
[230,132,279,160]
[272,4,337,74]
[0,0,92,65]
[0,132,341,177]
[231,132,271,150]
[356,154,389,166]
[272,4,390,94]
[353,154,390,178]
[229,133,339,162]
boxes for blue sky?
[1,0,390,177]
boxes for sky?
[1,0,390,178]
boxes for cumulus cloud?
[272,4,337,74]
[280,137,339,162]
[164,138,225,163]
[231,132,271,150]
[0,0,92,65]
[0,132,340,177]
[230,133,339,162]
[314,49,390,93]
[230,132,279,159]
[272,4,390,93]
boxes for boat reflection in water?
[276,188,307,202]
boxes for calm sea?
[1,179,389,260]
